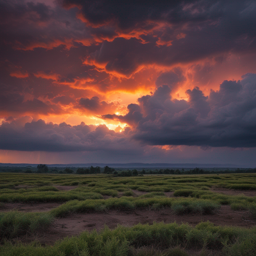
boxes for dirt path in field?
[1,202,61,212]
[211,187,256,197]
[15,205,256,245]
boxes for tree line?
[1,165,256,175]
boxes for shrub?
[0,211,52,239]
[130,246,163,256]
[140,192,165,198]
[172,200,220,215]
[223,234,256,256]
[227,184,256,190]
[1,221,256,255]
[173,190,194,197]
[122,191,134,197]
[230,202,247,211]
[165,247,188,256]
[36,186,59,191]
[249,203,256,219]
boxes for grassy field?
[1,172,256,255]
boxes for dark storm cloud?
[53,96,75,105]
[79,96,117,114]
[0,0,91,48]
[104,74,256,148]
[0,119,135,152]
[1,74,256,152]
[1,0,256,100]
[103,104,143,126]
[155,68,185,89]
[61,0,217,30]
[64,0,256,76]
[0,93,62,115]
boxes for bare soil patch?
[211,187,256,197]
[132,190,148,196]
[164,191,174,197]
[54,185,77,191]
[14,205,256,245]
[1,202,61,212]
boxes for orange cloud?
[15,39,74,51]
[34,72,60,81]
[10,71,29,78]
[156,38,172,47]
[176,33,186,39]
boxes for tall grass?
[0,211,53,239]
[171,200,220,215]
[1,222,256,255]
[49,197,221,217]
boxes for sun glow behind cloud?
[1,0,256,165]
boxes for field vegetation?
[1,171,256,255]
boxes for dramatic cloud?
[63,0,256,76]
[0,119,135,152]
[155,68,185,89]
[1,0,256,164]
[104,74,256,148]
[79,96,118,114]
[0,93,62,116]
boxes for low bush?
[0,191,103,203]
[130,246,188,256]
[36,186,59,192]
[223,234,256,256]
[0,211,53,239]
[226,184,256,190]
[173,189,194,197]
[165,247,189,256]
[94,189,118,197]
[1,220,256,255]
[249,203,256,219]
[230,202,248,211]
[139,192,165,198]
[122,191,134,197]
[172,200,220,215]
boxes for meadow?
[1,172,256,255]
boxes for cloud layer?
[104,74,256,148]
[1,0,256,164]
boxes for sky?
[1,0,256,166]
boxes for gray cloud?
[79,96,117,114]
[63,0,256,76]
[155,68,185,89]
[0,119,138,152]
[104,73,256,148]
[0,93,62,115]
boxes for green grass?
[49,197,223,218]
[2,172,256,254]
[1,222,256,255]
[173,189,195,197]
[122,191,134,197]
[230,202,248,211]
[139,192,166,198]
[249,204,256,219]
[130,246,189,256]
[0,211,53,239]
[171,200,220,215]
[226,184,256,190]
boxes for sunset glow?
[1,0,256,165]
